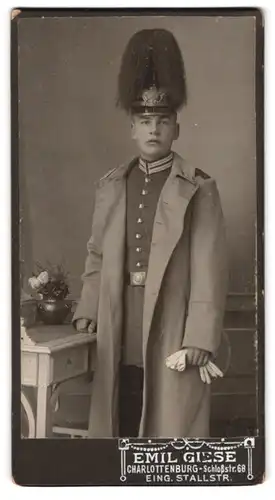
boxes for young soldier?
[73,29,228,438]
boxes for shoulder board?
[98,167,118,182]
[195,168,211,180]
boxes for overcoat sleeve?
[72,185,104,327]
[181,178,228,354]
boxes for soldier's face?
[131,113,179,161]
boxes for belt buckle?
[130,271,146,286]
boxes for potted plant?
[28,261,72,325]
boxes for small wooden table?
[21,324,96,438]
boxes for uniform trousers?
[119,365,144,437]
[119,284,144,437]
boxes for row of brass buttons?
[135,175,151,268]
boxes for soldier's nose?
[150,123,160,135]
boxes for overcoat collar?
[100,151,197,185]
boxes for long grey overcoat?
[73,152,228,438]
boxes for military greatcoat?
[73,152,228,438]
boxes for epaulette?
[195,168,211,180]
[98,167,118,182]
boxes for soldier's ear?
[174,123,180,141]
[131,120,137,140]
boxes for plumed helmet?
[117,28,187,115]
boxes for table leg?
[36,386,53,438]
[36,353,52,438]
[21,390,35,438]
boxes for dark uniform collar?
[139,152,174,175]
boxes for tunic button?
[137,218,143,224]
[136,247,142,253]
[145,177,151,183]
[135,233,142,239]
[136,262,142,268]
[141,189,148,195]
[139,203,144,209]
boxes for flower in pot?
[28,262,72,325]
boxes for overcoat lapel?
[143,153,199,354]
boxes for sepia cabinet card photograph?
[12,8,264,486]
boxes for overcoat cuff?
[71,304,97,330]
[181,301,224,354]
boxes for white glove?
[166,349,223,384]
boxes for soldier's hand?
[75,318,90,332]
[87,320,97,334]
[166,349,187,372]
[185,347,210,366]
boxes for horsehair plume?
[117,29,187,112]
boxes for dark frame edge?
[11,10,22,485]
[255,6,265,484]
[7,6,268,19]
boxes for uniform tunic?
[119,152,174,435]
[121,152,173,367]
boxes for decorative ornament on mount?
[28,261,72,325]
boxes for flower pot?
[37,299,72,325]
